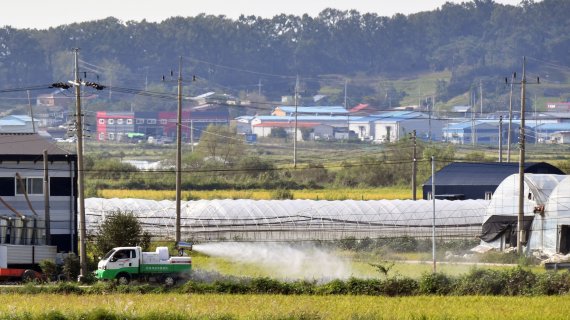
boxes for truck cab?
[97,247,140,284]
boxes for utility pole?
[43,150,50,245]
[412,130,417,200]
[258,79,262,96]
[73,48,88,282]
[517,57,527,255]
[344,79,348,109]
[507,73,514,162]
[499,116,503,163]
[431,156,436,273]
[293,75,299,168]
[175,56,182,245]
[480,79,483,117]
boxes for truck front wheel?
[116,273,130,285]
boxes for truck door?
[109,249,137,269]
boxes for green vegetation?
[2,293,570,319]
[92,210,151,257]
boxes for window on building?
[0,178,15,196]
[16,177,43,195]
[136,119,144,124]
[109,133,115,140]
[108,119,114,125]
[160,119,167,125]
[147,119,156,124]
[98,119,105,124]
[117,119,124,125]
[127,119,133,124]
[99,132,105,140]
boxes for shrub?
[455,268,506,295]
[250,277,290,294]
[318,279,348,295]
[39,259,59,282]
[346,277,383,295]
[418,272,455,295]
[381,277,418,296]
[534,271,570,295]
[289,280,317,295]
[503,267,536,296]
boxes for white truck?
[95,246,192,285]
[0,244,58,281]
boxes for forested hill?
[0,0,569,107]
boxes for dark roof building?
[422,162,565,200]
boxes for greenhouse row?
[85,198,489,241]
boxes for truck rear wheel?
[163,275,175,287]
[116,273,130,285]
[21,270,37,283]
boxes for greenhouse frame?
[85,198,489,241]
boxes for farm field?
[191,253,527,280]
[98,187,412,200]
[1,294,569,319]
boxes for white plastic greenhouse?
[481,174,569,254]
[85,198,489,241]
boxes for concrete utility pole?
[73,48,88,281]
[517,57,528,255]
[507,73,514,162]
[293,75,299,168]
[412,130,417,201]
[480,79,483,117]
[43,150,50,245]
[499,116,503,163]
[431,156,436,273]
[175,56,182,245]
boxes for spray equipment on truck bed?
[176,241,193,256]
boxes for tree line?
[0,0,568,111]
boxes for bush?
[503,267,536,296]
[418,272,455,295]
[455,268,506,295]
[534,271,570,295]
[346,277,383,295]
[381,277,418,296]
[318,279,348,295]
[250,277,290,294]
[39,259,59,282]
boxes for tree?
[196,124,245,165]
[93,210,151,257]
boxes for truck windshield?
[103,249,116,260]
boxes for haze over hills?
[0,0,568,113]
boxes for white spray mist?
[193,242,353,281]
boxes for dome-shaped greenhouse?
[481,174,567,251]
[85,198,489,241]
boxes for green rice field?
[0,294,568,319]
